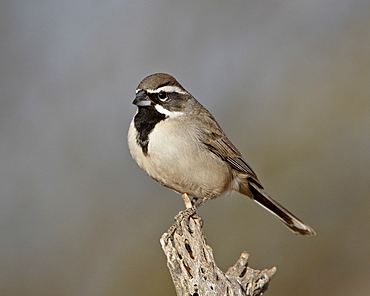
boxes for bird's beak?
[133,91,152,107]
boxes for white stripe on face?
[154,104,184,118]
[147,85,188,95]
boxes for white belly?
[128,118,232,198]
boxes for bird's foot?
[162,195,212,243]
[162,206,197,242]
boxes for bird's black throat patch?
[134,106,166,155]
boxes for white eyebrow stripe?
[147,85,188,95]
[154,105,184,118]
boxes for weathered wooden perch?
[160,212,276,296]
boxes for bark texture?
[160,213,276,296]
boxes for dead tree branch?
[160,213,276,296]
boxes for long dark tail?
[242,182,316,236]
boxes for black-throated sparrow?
[128,73,315,236]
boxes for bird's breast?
[128,118,233,198]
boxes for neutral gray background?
[1,1,369,295]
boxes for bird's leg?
[173,193,196,223]
[191,197,199,207]
[182,193,193,209]
[179,193,197,222]
[162,195,213,242]
[194,195,213,209]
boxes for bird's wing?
[195,113,262,187]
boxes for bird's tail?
[241,181,316,236]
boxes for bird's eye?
[158,91,167,101]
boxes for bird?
[128,73,316,236]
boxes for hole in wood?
[239,267,247,278]
[183,260,193,278]
[185,239,194,259]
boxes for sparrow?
[128,73,316,236]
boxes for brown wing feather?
[194,111,262,187]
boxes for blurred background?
[1,0,369,295]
